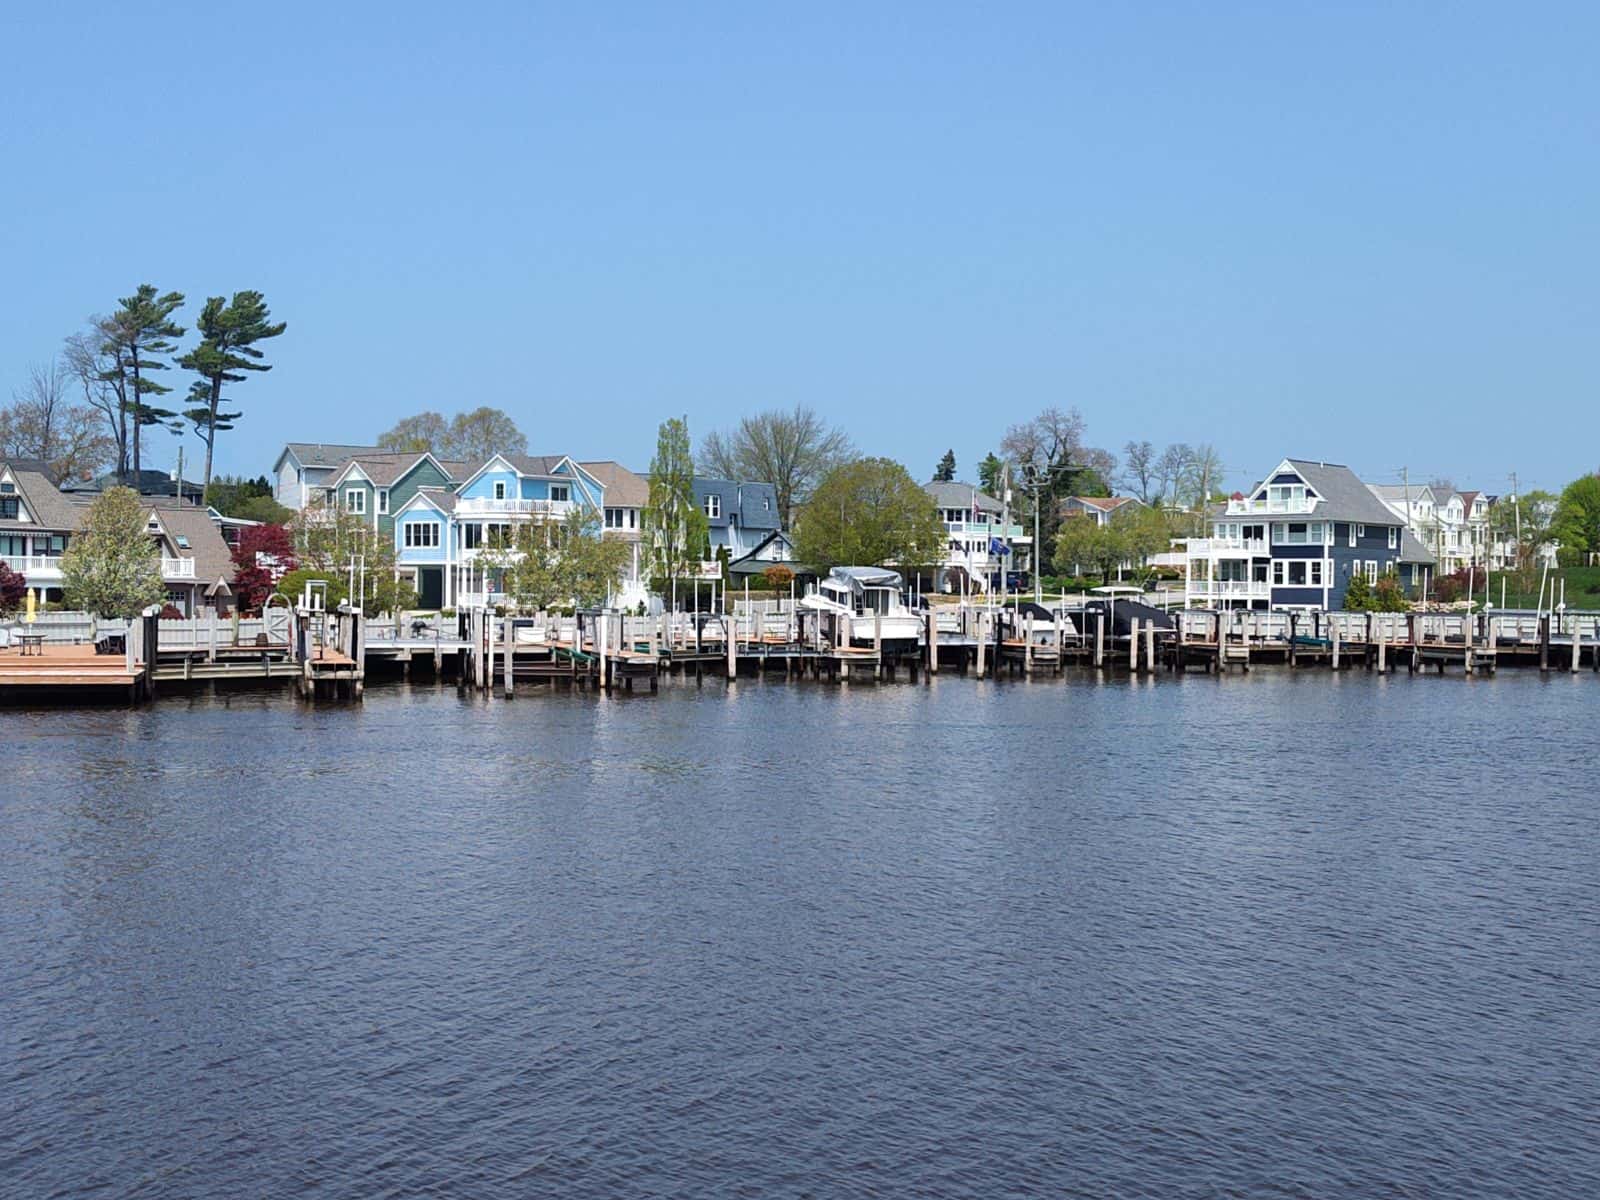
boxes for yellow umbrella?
[24,588,36,624]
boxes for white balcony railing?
[1189,579,1272,598]
[1187,537,1268,557]
[1226,497,1318,515]
[455,497,574,517]
[162,557,197,579]
[0,555,64,576]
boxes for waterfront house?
[1058,495,1144,526]
[1185,458,1434,611]
[0,459,81,606]
[391,454,605,609]
[693,478,784,559]
[1,458,233,613]
[925,480,1029,594]
[272,442,383,511]
[322,451,466,537]
[1367,483,1496,573]
[580,461,650,608]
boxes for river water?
[3,671,1597,1198]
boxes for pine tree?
[99,286,185,485]
[934,449,956,482]
[179,291,287,503]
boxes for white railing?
[1186,537,1268,556]
[162,557,197,578]
[0,555,64,575]
[1226,497,1318,515]
[1188,580,1272,599]
[455,498,573,517]
[943,520,1027,539]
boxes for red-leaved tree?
[231,524,298,613]
[0,561,26,617]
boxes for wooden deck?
[0,643,140,688]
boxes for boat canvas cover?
[824,566,904,597]
[1083,597,1175,635]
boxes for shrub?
[159,604,184,620]
[0,561,25,617]
[763,564,796,590]
[275,568,349,609]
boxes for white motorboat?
[802,567,924,646]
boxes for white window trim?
[550,484,570,503]
[706,495,722,519]
[1387,527,1398,550]
[345,488,365,514]
[377,488,389,515]
[404,521,441,549]
[494,481,507,500]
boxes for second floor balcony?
[162,557,197,579]
[1188,537,1267,557]
[456,497,574,518]
[1225,496,1318,516]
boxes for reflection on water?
[3,672,1597,1198]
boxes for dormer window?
[705,494,722,519]
[176,535,190,549]
[0,482,14,494]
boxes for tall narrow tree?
[643,416,708,608]
[99,285,185,484]
[179,291,287,503]
[933,449,957,482]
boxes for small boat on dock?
[803,567,923,647]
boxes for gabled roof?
[1063,495,1141,514]
[693,477,783,531]
[276,442,383,471]
[579,461,648,508]
[925,480,1002,515]
[328,451,455,489]
[397,488,457,516]
[146,503,234,589]
[1277,459,1402,526]
[453,454,601,503]
[0,459,88,531]
[1367,483,1437,508]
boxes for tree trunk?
[201,379,220,505]
[130,353,142,485]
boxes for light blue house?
[390,454,606,609]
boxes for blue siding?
[459,469,520,500]
[396,506,448,563]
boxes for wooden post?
[1145,620,1156,675]
[1331,618,1340,670]
[872,610,882,681]
[1093,611,1104,668]
[1539,614,1551,673]
[1376,621,1387,674]
[1464,610,1475,675]
[926,608,938,675]
[1571,616,1582,674]
[1024,613,1034,675]
[727,609,737,680]
[1129,617,1139,670]
[208,607,218,664]
[976,610,987,677]
[503,612,514,697]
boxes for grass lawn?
[1483,565,1600,609]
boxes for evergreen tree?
[643,416,708,607]
[934,449,956,482]
[977,452,1004,496]
[179,291,287,503]
[99,285,185,484]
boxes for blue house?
[1185,458,1434,611]
[390,454,605,609]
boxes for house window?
[378,489,390,515]
[1365,561,1378,584]
[605,507,624,529]
[1349,524,1357,548]
[345,489,365,515]
[1288,561,1307,586]
[550,485,570,503]
[0,497,17,520]
[1310,560,1324,587]
[404,521,440,549]
[0,481,13,493]
[1388,527,1398,550]
[1272,561,1285,586]
[705,494,722,519]
[1356,524,1365,538]
[494,481,507,500]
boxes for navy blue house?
[1185,458,1435,611]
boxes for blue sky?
[2,3,1596,496]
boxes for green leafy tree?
[933,449,956,483]
[443,407,528,463]
[232,493,294,524]
[378,411,449,454]
[794,457,945,573]
[1553,474,1600,564]
[1373,572,1410,611]
[98,285,186,484]
[1343,569,1374,611]
[1054,516,1127,583]
[289,500,414,616]
[644,416,708,607]
[493,510,629,611]
[274,567,349,609]
[178,290,287,503]
[61,486,166,618]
